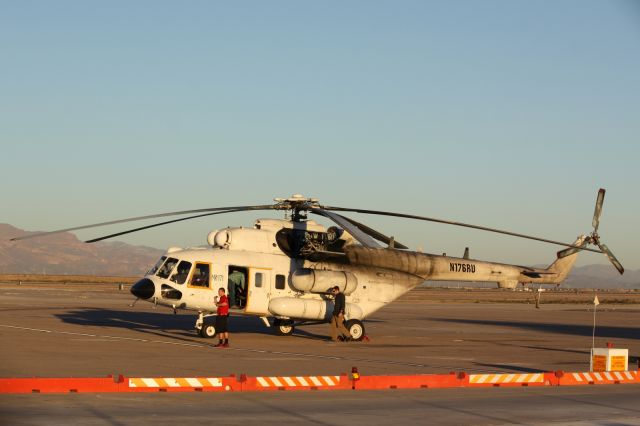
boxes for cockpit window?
[190,263,210,288]
[170,260,192,285]
[147,256,167,276]
[157,257,178,279]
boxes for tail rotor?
[557,188,624,274]
[592,188,605,232]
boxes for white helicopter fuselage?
[134,219,422,323]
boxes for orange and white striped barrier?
[559,371,638,386]
[468,373,547,387]
[127,376,237,392]
[257,375,340,388]
[129,377,227,390]
[247,375,348,391]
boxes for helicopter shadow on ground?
[288,327,330,341]
[54,308,373,343]
[289,317,387,342]
[55,308,275,343]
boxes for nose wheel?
[195,313,217,338]
[199,322,217,338]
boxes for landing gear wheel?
[199,321,216,338]
[345,319,364,341]
[273,319,294,336]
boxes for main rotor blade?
[323,206,603,254]
[593,188,605,233]
[556,236,592,258]
[597,242,625,275]
[310,209,381,248]
[10,204,276,242]
[84,209,247,243]
[336,214,409,249]
[557,245,584,258]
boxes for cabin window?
[147,256,166,275]
[275,274,286,290]
[170,260,192,285]
[255,272,263,288]
[190,263,210,288]
[157,257,178,279]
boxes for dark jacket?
[333,292,346,317]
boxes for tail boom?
[345,236,588,288]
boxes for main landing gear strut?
[273,318,295,336]
[344,319,365,341]
[195,313,366,341]
[270,318,366,341]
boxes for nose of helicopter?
[130,278,155,299]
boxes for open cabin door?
[245,268,271,314]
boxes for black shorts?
[215,314,228,333]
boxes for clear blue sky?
[2,1,639,270]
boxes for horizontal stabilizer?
[521,271,556,278]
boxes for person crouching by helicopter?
[214,287,230,348]
[330,285,351,342]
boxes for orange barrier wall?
[353,372,465,390]
[0,369,637,394]
[0,375,123,393]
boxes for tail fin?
[545,235,588,283]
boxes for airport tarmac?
[1,283,639,425]
[2,386,640,426]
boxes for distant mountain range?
[561,264,639,289]
[1,224,638,288]
[0,224,163,276]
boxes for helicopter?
[11,190,624,341]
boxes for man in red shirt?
[214,287,230,347]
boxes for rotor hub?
[273,194,321,212]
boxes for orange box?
[592,355,607,372]
[610,356,627,371]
